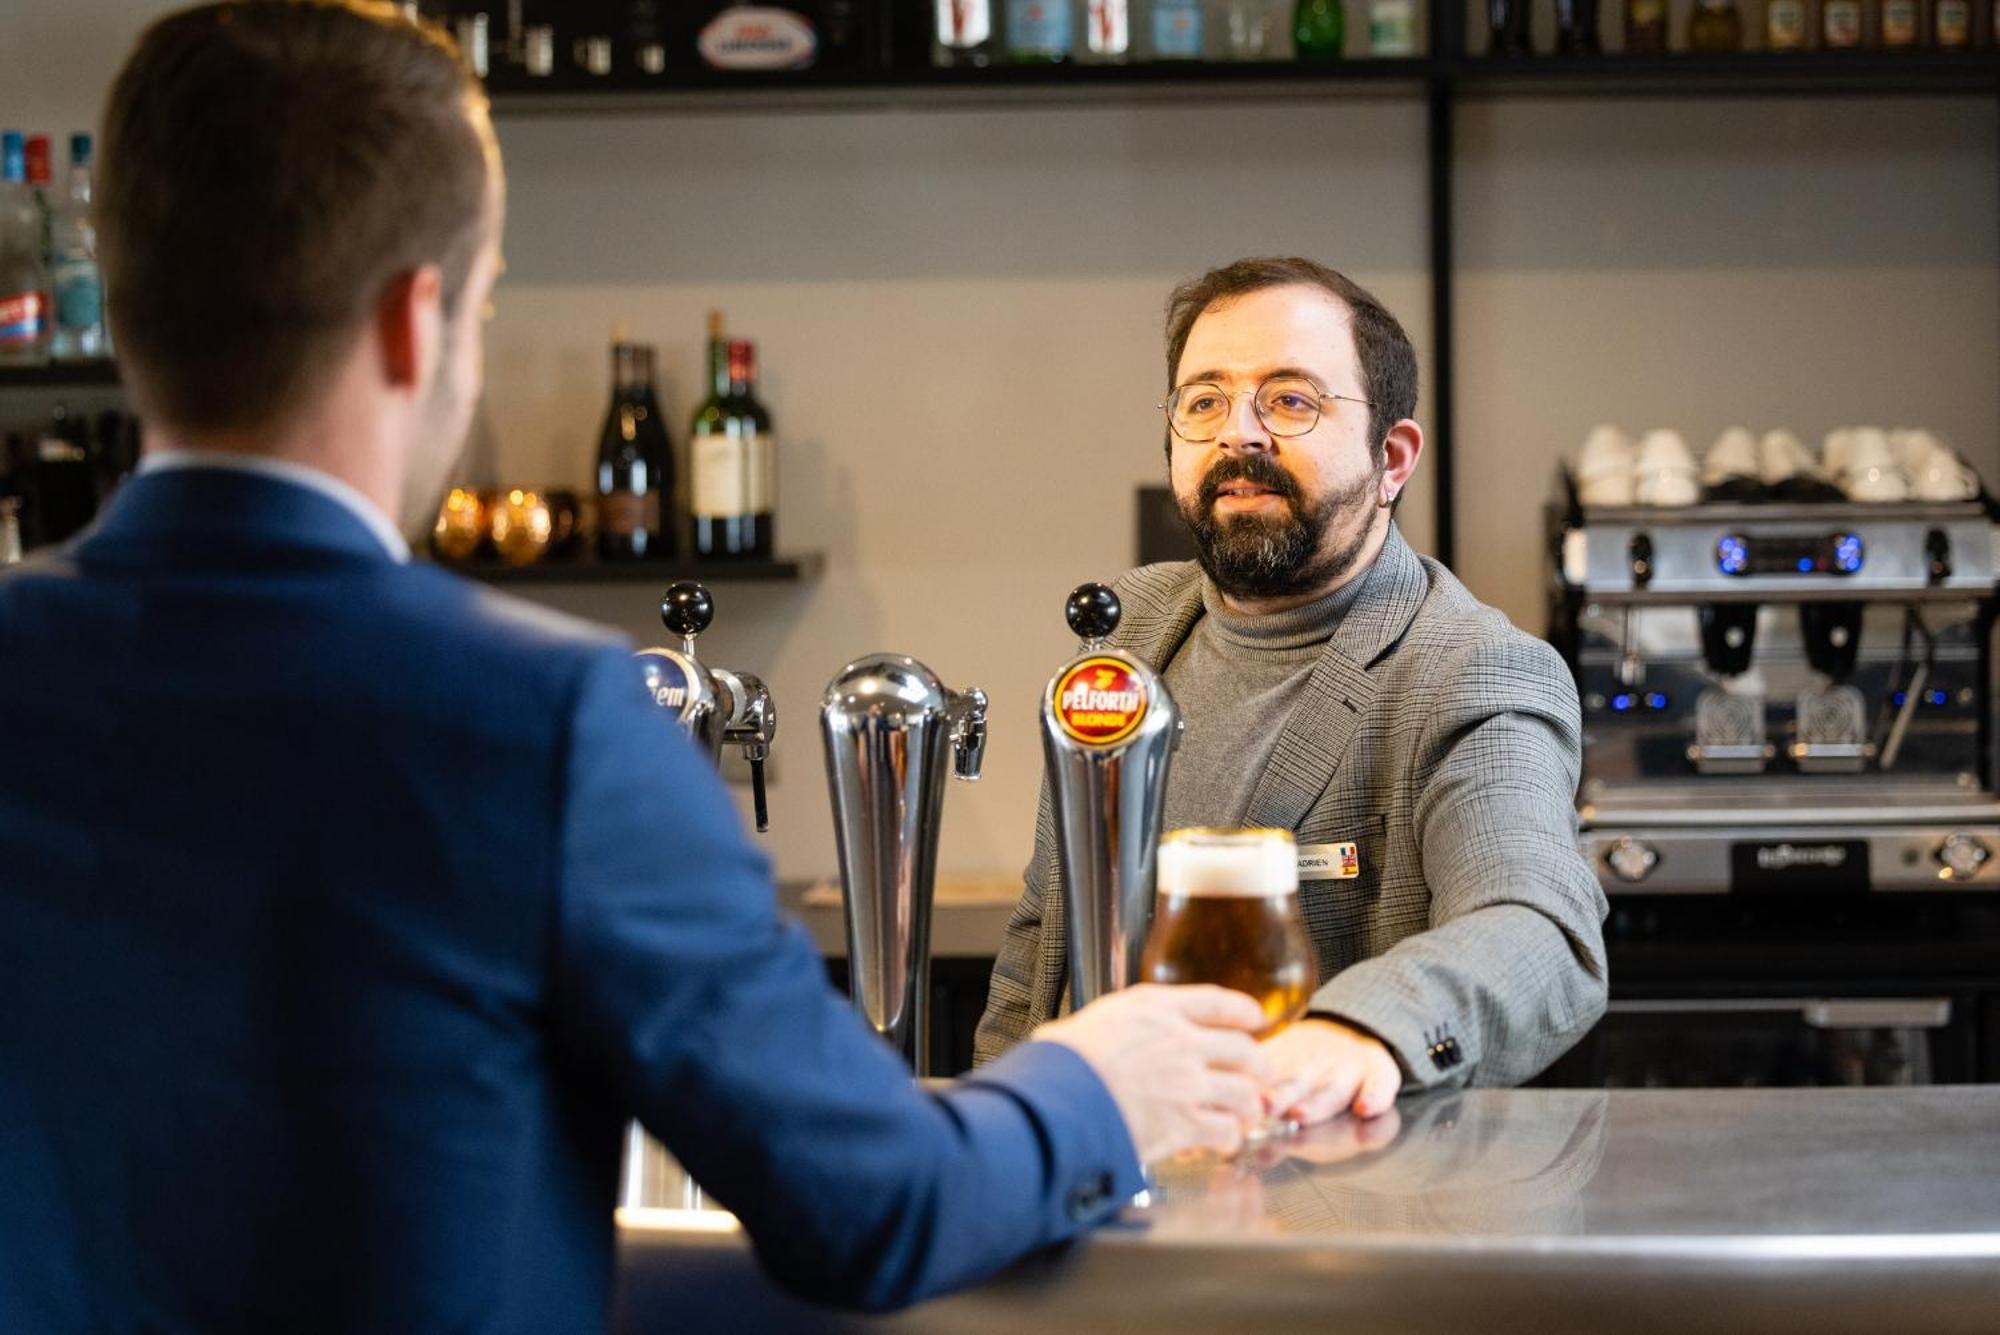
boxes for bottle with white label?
[1765,0,1807,48]
[1368,0,1417,52]
[1932,0,1969,43]
[1820,0,1862,45]
[1082,0,1131,60]
[1879,0,1919,44]
[1149,0,1204,57]
[935,0,997,63]
[1008,0,1075,60]
[691,321,776,561]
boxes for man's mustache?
[1198,454,1304,515]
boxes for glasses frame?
[1160,376,1375,444]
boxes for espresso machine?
[1041,583,1182,1007]
[1544,476,2000,1086]
[634,581,778,831]
[820,655,987,1074]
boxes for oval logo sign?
[699,7,818,70]
[636,649,700,722]
[1054,656,1149,748]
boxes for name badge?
[1297,842,1361,881]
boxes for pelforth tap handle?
[1043,582,1181,1009]
[820,654,984,1075]
[660,581,715,652]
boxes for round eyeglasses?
[1161,376,1373,444]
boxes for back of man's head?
[99,0,495,435]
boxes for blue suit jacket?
[0,468,1141,1333]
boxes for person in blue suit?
[0,4,1286,1331]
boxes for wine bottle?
[595,329,665,561]
[691,315,776,560]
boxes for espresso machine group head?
[820,655,987,1074]
[635,581,778,831]
[1043,582,1181,1009]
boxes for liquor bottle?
[628,0,669,73]
[1820,0,1863,45]
[50,135,104,364]
[1368,0,1417,53]
[1687,0,1743,48]
[1555,0,1602,51]
[1489,0,1531,53]
[32,403,97,547]
[1008,0,1075,60]
[691,315,776,560]
[0,133,49,368]
[1765,0,1808,47]
[935,0,998,63]
[1879,0,1920,44]
[595,329,666,561]
[1150,0,1205,57]
[1294,0,1345,57]
[1624,0,1669,49]
[1082,0,1131,60]
[1932,0,1969,44]
[23,135,53,260]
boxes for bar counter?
[614,1085,2000,1334]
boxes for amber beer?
[1140,828,1317,1039]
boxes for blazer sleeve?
[1307,632,1610,1090]
[972,778,1062,1066]
[549,648,1142,1312]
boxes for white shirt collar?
[137,450,412,563]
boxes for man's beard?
[1176,452,1383,600]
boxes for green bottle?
[1294,0,1345,56]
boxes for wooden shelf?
[0,360,120,390]
[1449,50,2000,98]
[440,552,823,585]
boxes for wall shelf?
[0,361,120,390]
[440,552,824,585]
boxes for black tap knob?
[661,582,714,640]
[1065,583,1121,641]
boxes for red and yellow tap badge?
[1053,656,1149,747]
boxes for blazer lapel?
[1240,525,1431,832]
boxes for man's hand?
[1033,984,1273,1163]
[1261,1018,1402,1125]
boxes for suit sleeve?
[549,648,1142,1312]
[972,778,1062,1066]
[1306,633,1609,1090]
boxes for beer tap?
[820,655,987,1075]
[1043,582,1182,1009]
[634,581,777,832]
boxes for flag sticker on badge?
[1297,842,1361,880]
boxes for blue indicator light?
[1926,689,1949,707]
[1893,691,1909,707]
[1611,694,1635,713]
[1644,693,1668,710]
[1797,557,1815,573]
[1717,535,1749,576]
[1834,534,1864,574]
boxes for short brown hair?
[1164,257,1418,461]
[99,0,495,431]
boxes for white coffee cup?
[1703,427,1759,484]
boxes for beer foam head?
[1157,828,1297,897]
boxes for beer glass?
[1140,828,1317,1040]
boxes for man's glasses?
[1161,376,1373,444]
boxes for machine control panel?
[1605,837,1660,884]
[1716,532,1864,578]
[1938,833,1991,882]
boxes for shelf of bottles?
[441,553,825,585]
[413,1,2000,112]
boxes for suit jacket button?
[1067,1172,1114,1221]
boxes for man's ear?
[374,264,445,391]
[1378,419,1424,508]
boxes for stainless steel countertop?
[614,1085,2000,1334]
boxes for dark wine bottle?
[595,330,668,561]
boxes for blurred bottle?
[1624,0,1669,49]
[32,403,96,546]
[1686,0,1743,48]
[935,0,997,64]
[1820,0,1863,45]
[1764,0,1808,47]
[0,133,49,367]
[595,327,668,561]
[1489,0,1531,52]
[1367,0,1417,53]
[1008,0,1075,60]
[1932,0,1969,45]
[50,135,105,364]
[1294,0,1345,56]
[1555,0,1602,51]
[1082,0,1131,60]
[691,313,776,560]
[1149,0,1205,57]
[24,135,53,259]
[1878,0,1920,44]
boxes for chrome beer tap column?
[820,655,987,1075]
[1043,583,1181,1008]
[634,581,778,831]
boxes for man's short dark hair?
[1164,257,1419,461]
[99,0,494,432]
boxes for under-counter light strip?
[616,1206,742,1234]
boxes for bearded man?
[976,257,1610,1121]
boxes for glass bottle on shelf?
[1932,0,1970,44]
[1294,0,1345,57]
[935,0,997,64]
[0,133,49,369]
[1878,0,1921,44]
[49,134,104,364]
[1367,0,1417,53]
[1820,0,1864,45]
[1555,0,1603,53]
[1008,0,1075,60]
[1225,0,1273,57]
[595,328,666,562]
[1082,0,1131,60]
[1765,0,1808,47]
[1687,0,1744,49]
[1150,0,1205,58]
[627,0,669,74]
[691,319,776,561]
[1489,0,1531,52]
[1624,0,1669,50]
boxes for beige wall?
[7,4,1994,883]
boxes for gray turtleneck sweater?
[1160,571,1370,832]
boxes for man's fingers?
[1201,1070,1265,1125]
[1191,1026,1272,1081]
[1156,984,1269,1033]
[1353,1054,1403,1119]
[1187,1108,1247,1158]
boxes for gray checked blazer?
[973,526,1610,1090]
